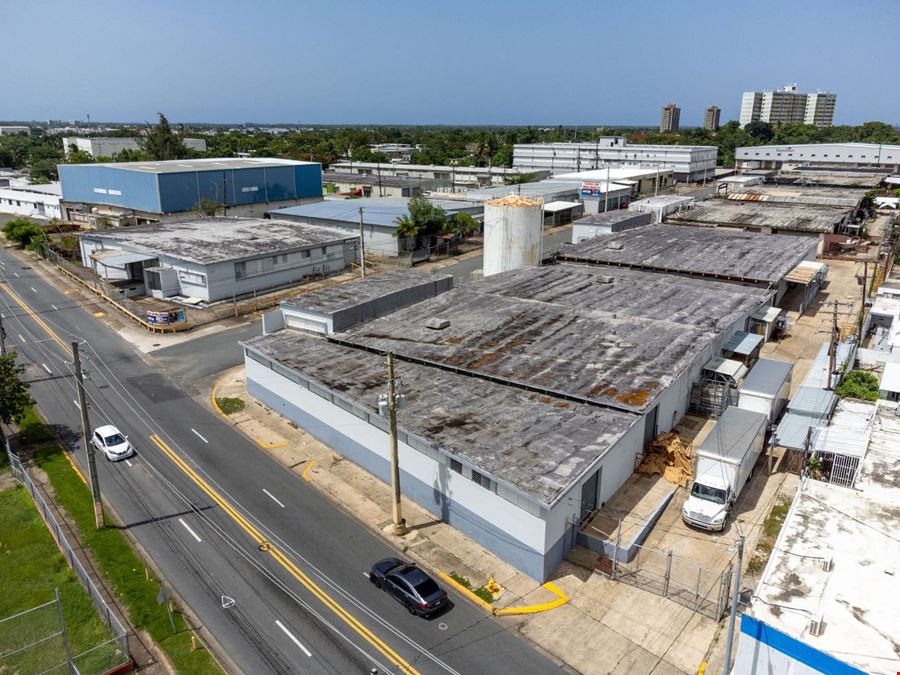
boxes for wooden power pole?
[73,342,103,529]
[358,208,367,279]
[385,353,407,536]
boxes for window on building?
[470,470,493,491]
[301,250,311,259]
[178,270,207,287]
[449,458,462,474]
[235,261,246,278]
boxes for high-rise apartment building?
[739,84,836,128]
[704,106,721,131]
[660,104,681,133]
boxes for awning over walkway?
[785,260,827,285]
[723,331,764,356]
[90,250,156,267]
[751,306,782,324]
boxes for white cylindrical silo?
[482,195,543,277]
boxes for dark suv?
[369,558,448,617]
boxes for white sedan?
[90,425,135,461]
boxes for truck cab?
[683,476,731,531]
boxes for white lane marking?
[18,334,26,343]
[13,272,19,278]
[275,620,312,657]
[30,286,37,293]
[73,399,80,409]
[41,363,52,374]
[125,459,133,467]
[178,518,202,543]
[363,571,370,579]
[190,428,209,444]
[51,304,58,311]
[262,488,285,508]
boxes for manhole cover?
[438,622,448,631]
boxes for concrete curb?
[437,571,495,612]
[438,572,570,616]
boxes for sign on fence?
[146,309,186,326]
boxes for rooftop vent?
[425,317,450,330]
[808,614,824,637]
[598,276,614,284]
[606,242,624,250]
[822,557,833,572]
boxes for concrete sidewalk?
[213,366,724,674]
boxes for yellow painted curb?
[257,440,289,450]
[210,375,227,417]
[438,571,495,612]
[493,581,569,616]
[697,662,707,675]
[302,460,316,481]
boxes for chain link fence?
[602,540,733,621]
[5,449,131,672]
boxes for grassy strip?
[0,486,119,673]
[747,496,791,576]
[215,396,245,415]
[449,571,495,604]
[32,439,224,674]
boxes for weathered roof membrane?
[667,200,849,233]
[558,224,813,283]
[334,263,770,413]
[78,217,355,265]
[243,332,638,505]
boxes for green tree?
[138,113,189,161]
[1,217,45,249]
[744,121,774,143]
[65,145,96,164]
[444,212,479,238]
[835,370,879,401]
[0,353,34,431]
[393,197,448,239]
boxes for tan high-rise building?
[704,106,721,131]
[660,104,681,133]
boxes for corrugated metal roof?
[880,362,900,393]
[703,356,748,380]
[785,260,827,285]
[812,399,875,458]
[740,358,792,397]
[723,331,764,356]
[752,306,783,323]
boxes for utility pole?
[222,173,227,217]
[654,165,660,197]
[603,165,610,213]
[0,310,6,356]
[828,303,839,390]
[358,208,367,278]
[73,342,103,529]
[858,259,868,341]
[722,535,745,675]
[385,353,407,536]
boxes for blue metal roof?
[271,197,479,229]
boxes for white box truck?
[682,407,767,531]
[738,358,793,424]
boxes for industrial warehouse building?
[736,142,900,171]
[63,136,207,158]
[59,158,324,227]
[557,224,817,306]
[270,197,482,257]
[0,181,62,219]
[240,239,817,579]
[322,171,450,198]
[78,217,358,304]
[328,162,547,189]
[512,139,717,183]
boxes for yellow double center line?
[3,281,419,674]
[150,435,420,675]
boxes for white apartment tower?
[739,84,836,128]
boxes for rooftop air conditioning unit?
[822,557,833,572]
[606,242,624,250]
[808,614,824,637]
[598,276,614,284]
[426,317,450,330]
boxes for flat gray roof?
[79,217,355,265]
[667,200,849,233]
[65,157,316,173]
[271,197,481,229]
[333,263,770,413]
[282,270,453,315]
[434,180,583,204]
[243,331,638,506]
[573,211,651,226]
[723,184,866,209]
[557,224,813,284]
[322,172,444,188]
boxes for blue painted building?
[59,158,322,226]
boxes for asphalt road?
[0,248,565,675]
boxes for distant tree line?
[2,116,898,183]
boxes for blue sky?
[2,0,897,126]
